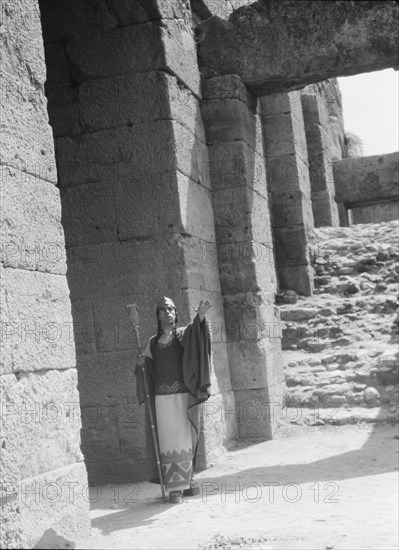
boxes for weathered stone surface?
[213,186,273,244]
[278,265,314,296]
[42,43,73,86]
[65,238,172,301]
[351,202,399,224]
[0,369,83,479]
[227,339,278,391]
[90,293,154,355]
[274,225,313,268]
[181,287,226,326]
[197,0,399,88]
[114,169,215,241]
[261,110,308,163]
[1,268,76,374]
[56,120,209,189]
[266,154,311,195]
[64,23,164,82]
[206,141,268,197]
[308,153,335,194]
[80,402,141,464]
[46,86,81,138]
[1,462,90,549]
[202,74,256,105]
[201,72,282,441]
[333,152,399,206]
[223,297,279,338]
[261,89,305,127]
[192,0,254,22]
[0,166,67,274]
[1,2,92,546]
[1,73,56,183]
[64,16,200,96]
[281,307,319,322]
[70,299,97,357]
[78,72,205,141]
[77,351,137,406]
[260,90,302,117]
[40,0,193,41]
[218,241,276,295]
[60,181,117,245]
[303,80,345,160]
[202,98,256,148]
[272,189,314,228]
[234,388,276,439]
[1,0,46,84]
[301,91,331,131]
[180,235,225,294]
[39,0,118,42]
[285,219,398,411]
[86,267,224,355]
[107,0,154,25]
[162,17,201,97]
[312,190,340,227]
[173,123,210,187]
[304,123,332,158]
[210,342,233,394]
[198,390,238,469]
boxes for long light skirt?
[155,393,193,490]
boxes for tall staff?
[127,303,167,503]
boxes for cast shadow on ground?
[89,422,398,537]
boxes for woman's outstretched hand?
[196,299,212,321]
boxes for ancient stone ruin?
[1,0,398,547]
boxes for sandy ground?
[77,421,399,550]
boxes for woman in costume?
[134,297,212,502]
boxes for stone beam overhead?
[333,152,399,207]
[197,1,399,90]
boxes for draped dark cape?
[135,315,211,480]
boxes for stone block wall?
[259,91,315,296]
[301,80,342,227]
[350,202,399,224]
[1,0,90,547]
[201,75,284,439]
[39,0,236,482]
[333,152,399,225]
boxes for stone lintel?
[197,1,399,89]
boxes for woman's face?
[158,305,176,326]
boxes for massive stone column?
[201,75,284,440]
[301,88,340,227]
[0,0,90,547]
[259,91,315,296]
[39,0,236,480]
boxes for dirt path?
[78,422,398,550]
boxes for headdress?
[155,296,176,314]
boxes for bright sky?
[338,69,399,156]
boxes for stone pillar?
[301,90,340,227]
[337,202,351,226]
[40,0,236,479]
[259,91,315,296]
[0,1,90,548]
[201,75,284,440]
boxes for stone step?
[284,382,399,409]
[284,406,399,426]
[283,343,398,408]
[280,220,399,418]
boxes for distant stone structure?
[1,0,398,547]
[334,152,399,225]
